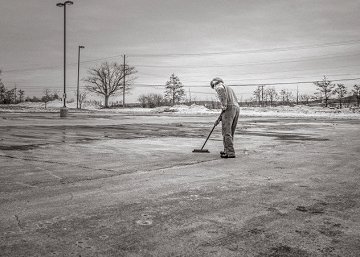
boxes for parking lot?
[1,111,360,256]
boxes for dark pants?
[221,105,240,156]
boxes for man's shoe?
[221,154,235,158]
[220,151,226,155]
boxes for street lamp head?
[79,46,85,49]
[57,1,73,7]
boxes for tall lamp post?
[77,45,84,109]
[57,1,73,117]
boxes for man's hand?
[222,105,227,111]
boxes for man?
[210,77,240,158]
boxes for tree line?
[0,71,26,104]
[2,65,360,109]
[0,82,60,106]
[0,69,60,105]
[249,76,360,108]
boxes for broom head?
[192,149,210,153]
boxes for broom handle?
[200,110,224,150]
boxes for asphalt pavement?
[1,111,360,256]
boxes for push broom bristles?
[192,149,210,153]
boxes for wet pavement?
[1,111,360,256]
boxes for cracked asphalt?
[1,111,360,256]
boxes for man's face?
[212,80,221,89]
[214,81,223,89]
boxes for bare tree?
[333,84,347,108]
[265,87,278,106]
[253,86,262,106]
[313,76,335,107]
[164,74,185,105]
[74,89,88,109]
[279,89,286,105]
[42,89,52,109]
[279,89,293,105]
[84,61,137,108]
[285,90,293,104]
[352,84,360,107]
[77,90,88,109]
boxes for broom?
[193,110,224,153]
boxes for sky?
[1,0,360,104]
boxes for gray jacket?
[215,83,239,108]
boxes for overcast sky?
[1,0,360,103]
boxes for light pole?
[77,45,84,109]
[57,1,73,117]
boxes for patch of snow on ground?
[0,100,78,113]
[241,106,360,119]
[1,102,360,119]
[151,104,218,114]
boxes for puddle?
[0,144,41,150]
[241,131,329,141]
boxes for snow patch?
[1,102,360,119]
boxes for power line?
[128,39,360,57]
[224,63,360,77]
[134,52,360,68]
[131,76,360,88]
[4,59,358,79]
[3,39,360,73]
[227,77,360,87]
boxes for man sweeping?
[210,77,240,158]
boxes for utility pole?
[296,84,299,105]
[260,85,264,107]
[189,87,191,104]
[77,45,85,109]
[123,55,126,107]
[14,84,17,103]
